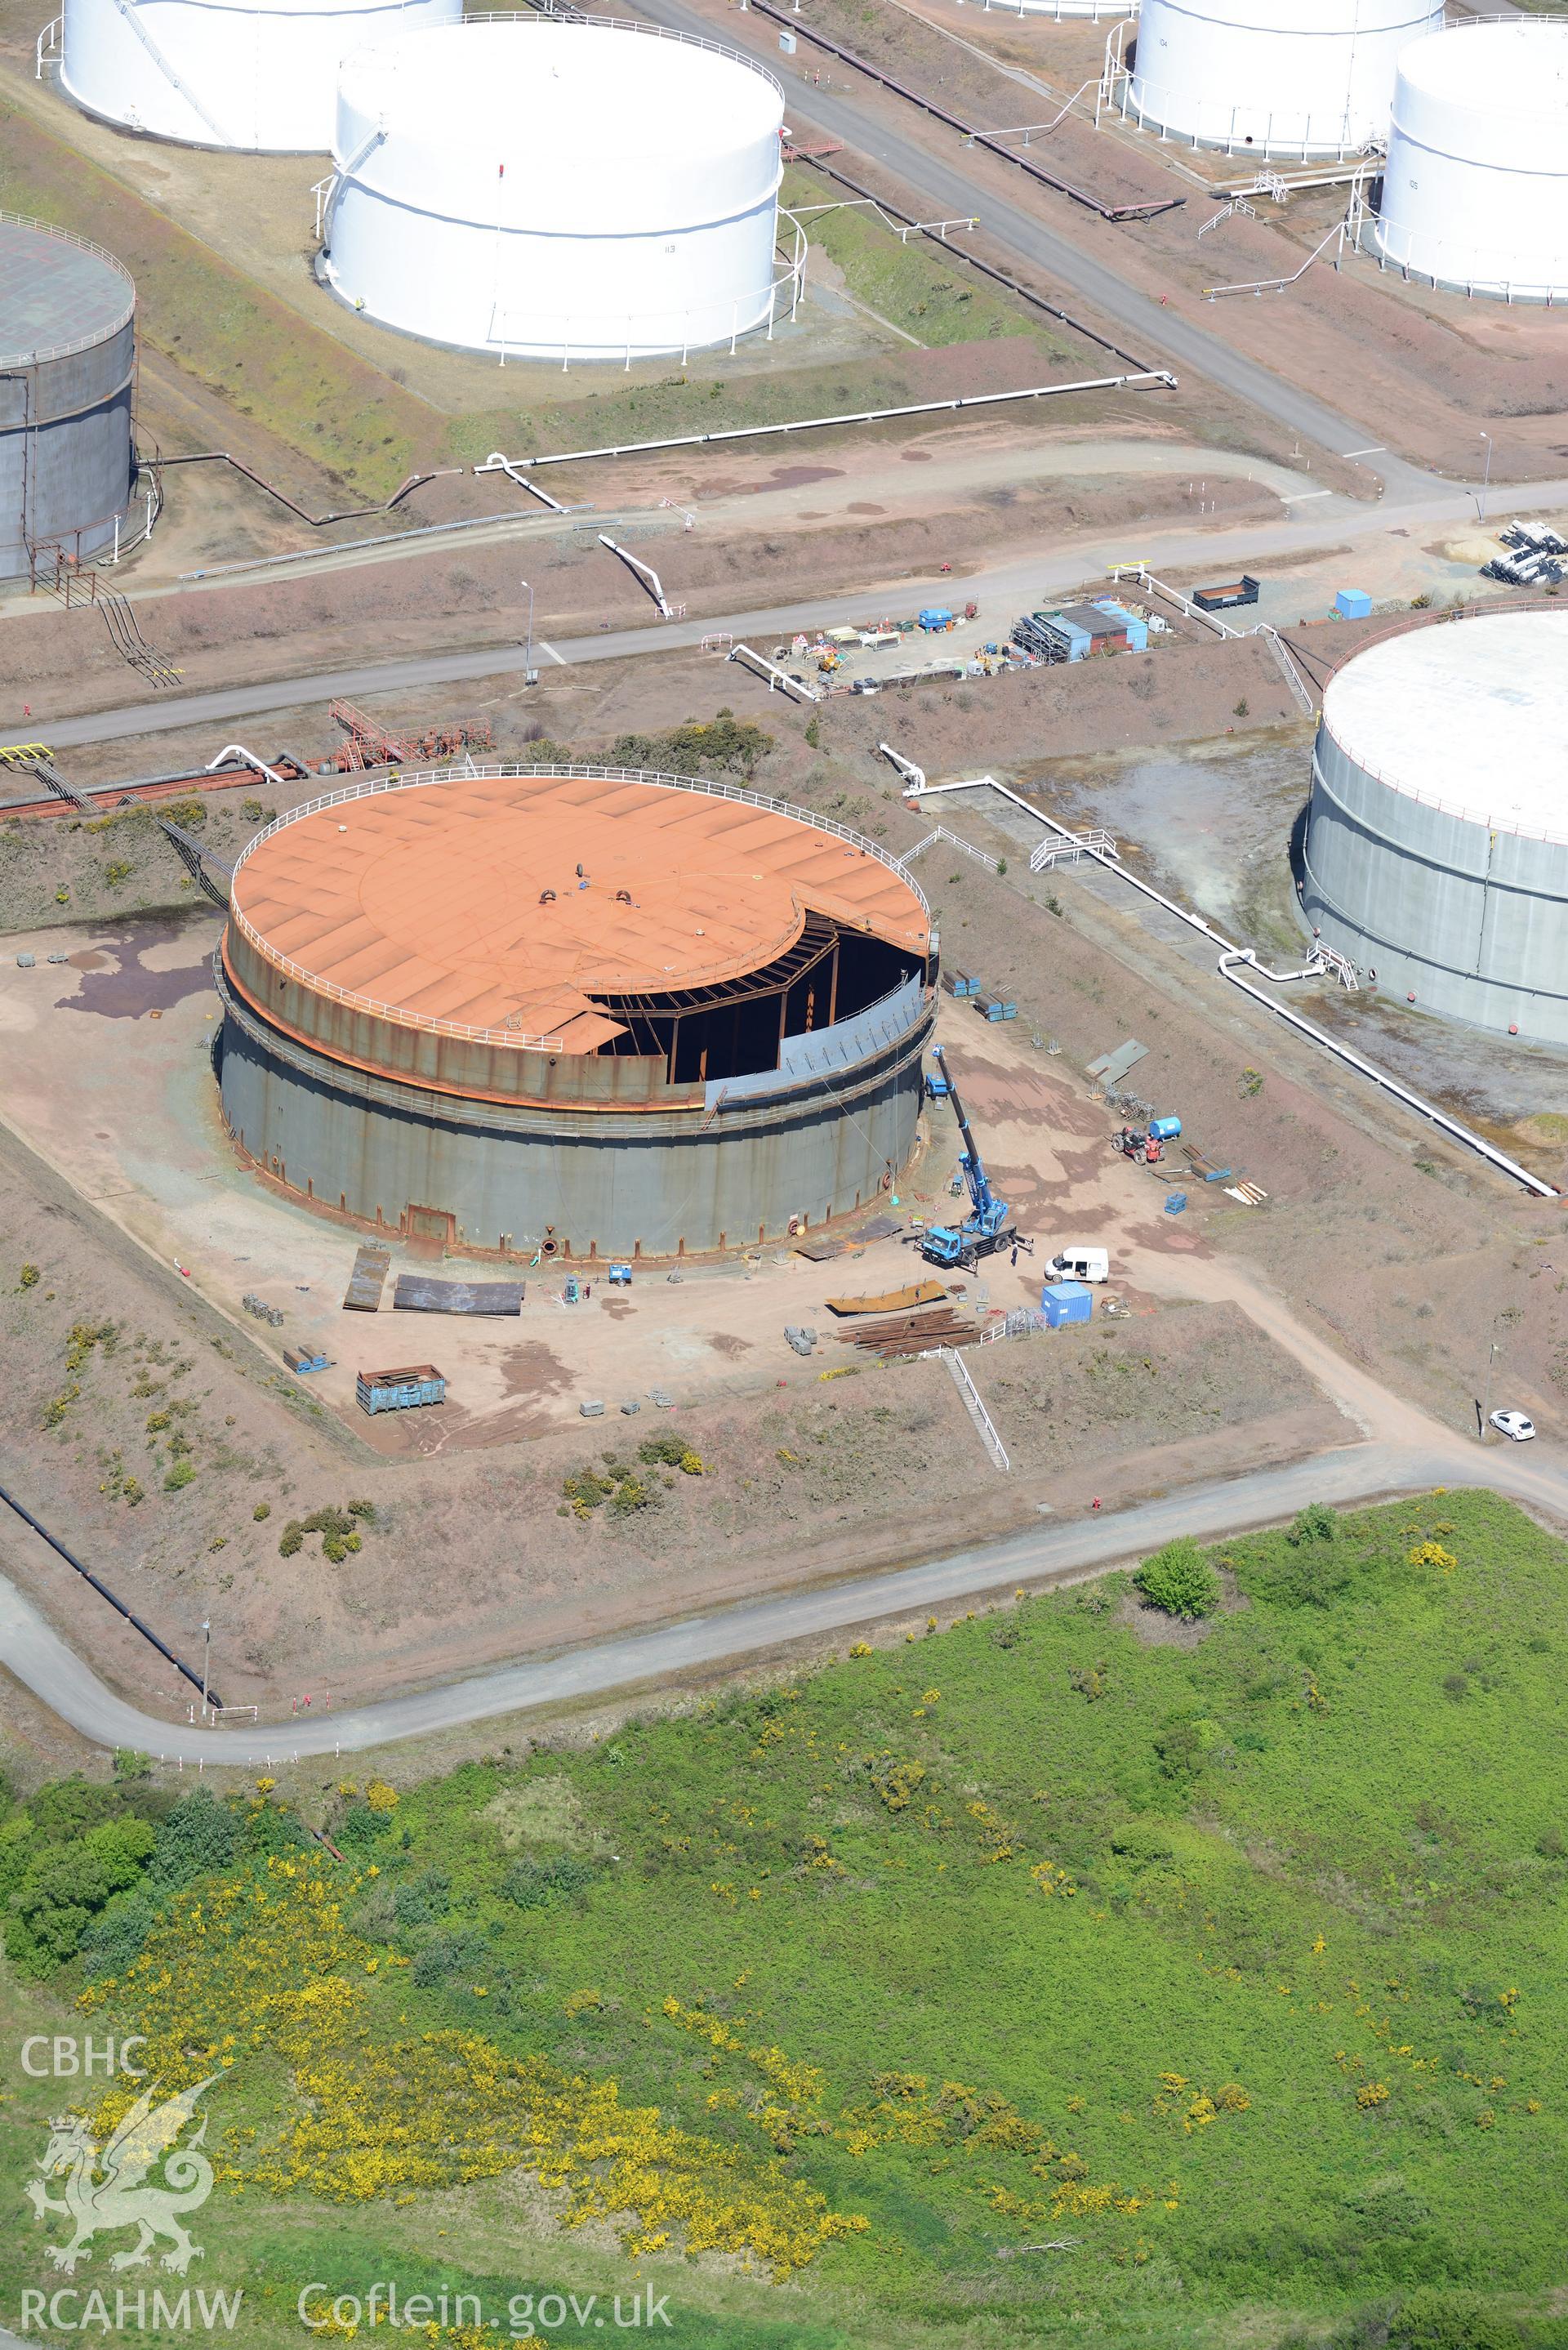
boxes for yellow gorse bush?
[80,1856,862,2278]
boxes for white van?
[1047,1247,1110,1284]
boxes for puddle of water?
[762,465,843,490]
[706,465,844,497]
[60,921,214,1021]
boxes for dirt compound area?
[2,758,1564,1728]
[0,964,1352,1719]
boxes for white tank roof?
[1374,21,1568,301]
[1322,613,1568,841]
[338,12,781,165]
[60,0,457,150]
[326,15,787,360]
[1126,0,1442,156]
[1399,16,1568,117]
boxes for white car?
[1048,1248,1110,1284]
[1490,1409,1536,1442]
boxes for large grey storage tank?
[1302,611,1568,1041]
[1,215,136,582]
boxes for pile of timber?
[836,1304,981,1360]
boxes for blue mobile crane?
[920,1046,1015,1269]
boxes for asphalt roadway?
[33,448,1568,757]
[3,1432,1566,1766]
[644,0,1428,492]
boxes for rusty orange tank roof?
[229,770,930,1051]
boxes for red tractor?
[1115,1126,1165,1166]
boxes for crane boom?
[933,1044,995,1222]
[920,1046,1013,1268]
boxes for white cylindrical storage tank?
[323,16,788,363]
[1302,613,1568,1041]
[1127,0,1442,158]
[1373,23,1568,302]
[60,0,458,152]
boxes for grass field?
[0,98,433,498]
[2,1491,1566,2350]
[0,91,1079,506]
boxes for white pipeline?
[596,535,672,618]
[205,744,285,786]
[477,373,1177,476]
[476,453,568,513]
[896,764,1558,1200]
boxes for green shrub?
[394,1867,450,1927]
[1134,1538,1221,1621]
[278,1527,303,1557]
[1383,2289,1525,2350]
[504,1853,599,1909]
[609,712,773,780]
[253,1501,270,1520]
[639,1433,693,1469]
[163,1460,195,1492]
[19,1264,39,1289]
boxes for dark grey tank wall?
[1303,717,1568,1041]
[1,317,136,578]
[216,963,933,1256]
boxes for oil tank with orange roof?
[216,762,937,1260]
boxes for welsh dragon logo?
[25,2076,218,2276]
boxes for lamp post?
[1477,432,1494,524]
[201,1616,212,1717]
[1477,1339,1501,1441]
[520,577,538,688]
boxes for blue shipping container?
[1335,588,1373,620]
[1040,1281,1093,1328]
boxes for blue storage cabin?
[1040,1281,1093,1329]
[1092,598,1150,652]
[1335,588,1373,620]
